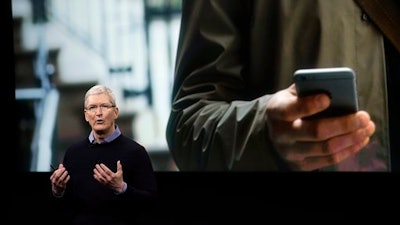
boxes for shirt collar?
[88,125,121,144]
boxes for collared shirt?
[88,125,121,144]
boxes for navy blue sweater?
[54,134,157,225]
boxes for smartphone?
[293,67,359,120]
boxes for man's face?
[84,93,118,135]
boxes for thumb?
[117,160,122,172]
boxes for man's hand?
[93,160,125,193]
[49,164,70,196]
[266,84,376,171]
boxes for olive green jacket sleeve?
[166,0,281,171]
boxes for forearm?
[167,95,285,171]
[168,0,285,171]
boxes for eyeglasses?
[85,104,115,113]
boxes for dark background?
[8,172,400,224]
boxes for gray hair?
[84,85,116,108]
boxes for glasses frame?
[85,104,116,113]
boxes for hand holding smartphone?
[293,67,359,120]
